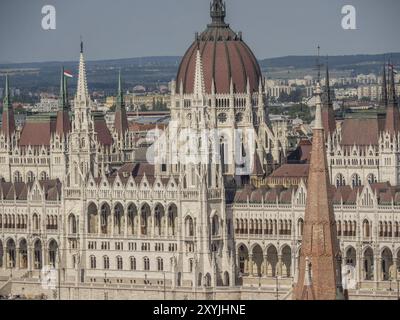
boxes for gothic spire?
[3,74,10,110]
[114,70,128,136]
[1,74,15,137]
[76,39,89,102]
[210,0,227,26]
[322,60,336,135]
[382,62,388,107]
[389,63,397,105]
[294,67,343,299]
[384,63,400,134]
[58,67,66,110]
[116,69,124,109]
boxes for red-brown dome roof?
[176,1,262,95]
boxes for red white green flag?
[64,70,73,78]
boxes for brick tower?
[294,78,343,300]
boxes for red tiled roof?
[94,116,113,146]
[269,164,309,178]
[341,118,384,146]
[19,117,56,147]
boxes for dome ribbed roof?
[176,1,262,95]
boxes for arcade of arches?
[0,238,58,270]
[86,202,178,237]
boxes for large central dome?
[176,0,262,95]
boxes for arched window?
[103,256,110,269]
[90,256,96,269]
[32,213,39,231]
[130,257,136,270]
[116,256,123,270]
[13,171,22,183]
[27,171,35,183]
[351,174,361,188]
[157,257,164,271]
[185,216,194,237]
[367,174,376,184]
[212,215,219,236]
[143,257,150,271]
[335,174,346,187]
[40,171,48,181]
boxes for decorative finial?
[382,61,388,107]
[80,36,83,53]
[210,0,226,26]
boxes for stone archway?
[6,239,16,268]
[19,239,28,269]
[113,202,124,235]
[237,244,249,275]
[281,245,292,277]
[48,239,58,267]
[345,246,357,267]
[251,244,263,277]
[381,247,393,281]
[266,245,278,277]
[87,202,98,234]
[363,247,374,280]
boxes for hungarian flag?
[63,70,73,78]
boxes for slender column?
[249,254,254,276]
[111,208,114,236]
[277,255,282,276]
[264,255,268,277]
[124,208,128,237]
[16,246,20,270]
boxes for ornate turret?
[1,74,16,138]
[294,72,343,300]
[114,70,128,136]
[209,0,227,27]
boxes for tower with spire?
[379,62,400,185]
[69,40,99,187]
[112,71,134,163]
[1,75,16,139]
[294,53,343,300]
[0,75,16,181]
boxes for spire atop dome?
[210,0,227,26]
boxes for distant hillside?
[260,53,400,75]
[0,53,399,93]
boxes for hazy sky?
[0,0,399,63]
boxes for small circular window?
[235,113,243,123]
[218,113,227,123]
